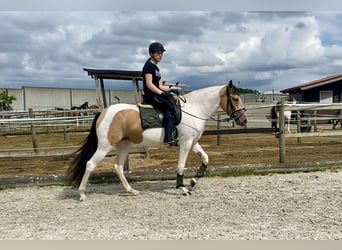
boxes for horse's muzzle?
[232,108,247,126]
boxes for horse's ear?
[228,80,237,94]
[228,80,233,88]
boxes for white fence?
[1,103,342,164]
[0,109,96,133]
[277,102,342,163]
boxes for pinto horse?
[66,81,247,201]
[270,98,296,133]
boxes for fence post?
[278,102,285,163]
[296,109,302,143]
[216,112,221,146]
[313,110,317,132]
[29,108,39,153]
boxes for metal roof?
[83,68,143,81]
[281,74,342,93]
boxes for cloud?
[0,11,341,92]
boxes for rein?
[177,94,211,121]
[181,109,209,121]
[176,85,246,122]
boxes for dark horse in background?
[70,102,90,116]
[54,102,99,116]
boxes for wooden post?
[313,110,317,132]
[278,102,285,163]
[94,77,104,110]
[29,108,39,153]
[216,112,221,145]
[100,78,107,108]
[296,109,301,143]
[63,110,67,140]
[132,78,140,104]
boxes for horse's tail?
[66,112,101,187]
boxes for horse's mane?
[184,85,225,103]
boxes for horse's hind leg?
[287,120,291,133]
[189,142,208,188]
[79,148,110,201]
[114,141,139,195]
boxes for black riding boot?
[163,112,176,145]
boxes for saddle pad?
[138,105,162,129]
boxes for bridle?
[225,85,246,122]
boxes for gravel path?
[1,171,341,240]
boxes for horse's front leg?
[176,139,193,196]
[189,142,208,188]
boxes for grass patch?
[0,185,14,191]
[207,167,255,178]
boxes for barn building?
[280,74,342,104]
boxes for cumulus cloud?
[0,11,341,92]
[229,16,325,71]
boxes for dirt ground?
[1,130,342,177]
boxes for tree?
[0,89,16,111]
[238,88,260,94]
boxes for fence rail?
[277,102,342,163]
[1,103,342,165]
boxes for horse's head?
[219,80,247,126]
[79,102,89,109]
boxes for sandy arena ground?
[0,171,341,240]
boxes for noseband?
[225,85,246,122]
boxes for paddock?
[0,170,341,240]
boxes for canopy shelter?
[84,68,190,109]
[83,68,143,108]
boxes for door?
[320,91,333,103]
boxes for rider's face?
[151,51,164,62]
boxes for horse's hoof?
[181,187,191,196]
[80,194,87,202]
[183,190,192,196]
[129,189,140,196]
[190,178,197,187]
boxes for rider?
[142,42,177,145]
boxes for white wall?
[0,86,136,110]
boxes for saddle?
[138,95,182,129]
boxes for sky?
[0,1,342,93]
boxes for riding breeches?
[144,93,176,117]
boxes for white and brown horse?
[270,98,296,133]
[66,81,247,201]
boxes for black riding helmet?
[149,42,166,55]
